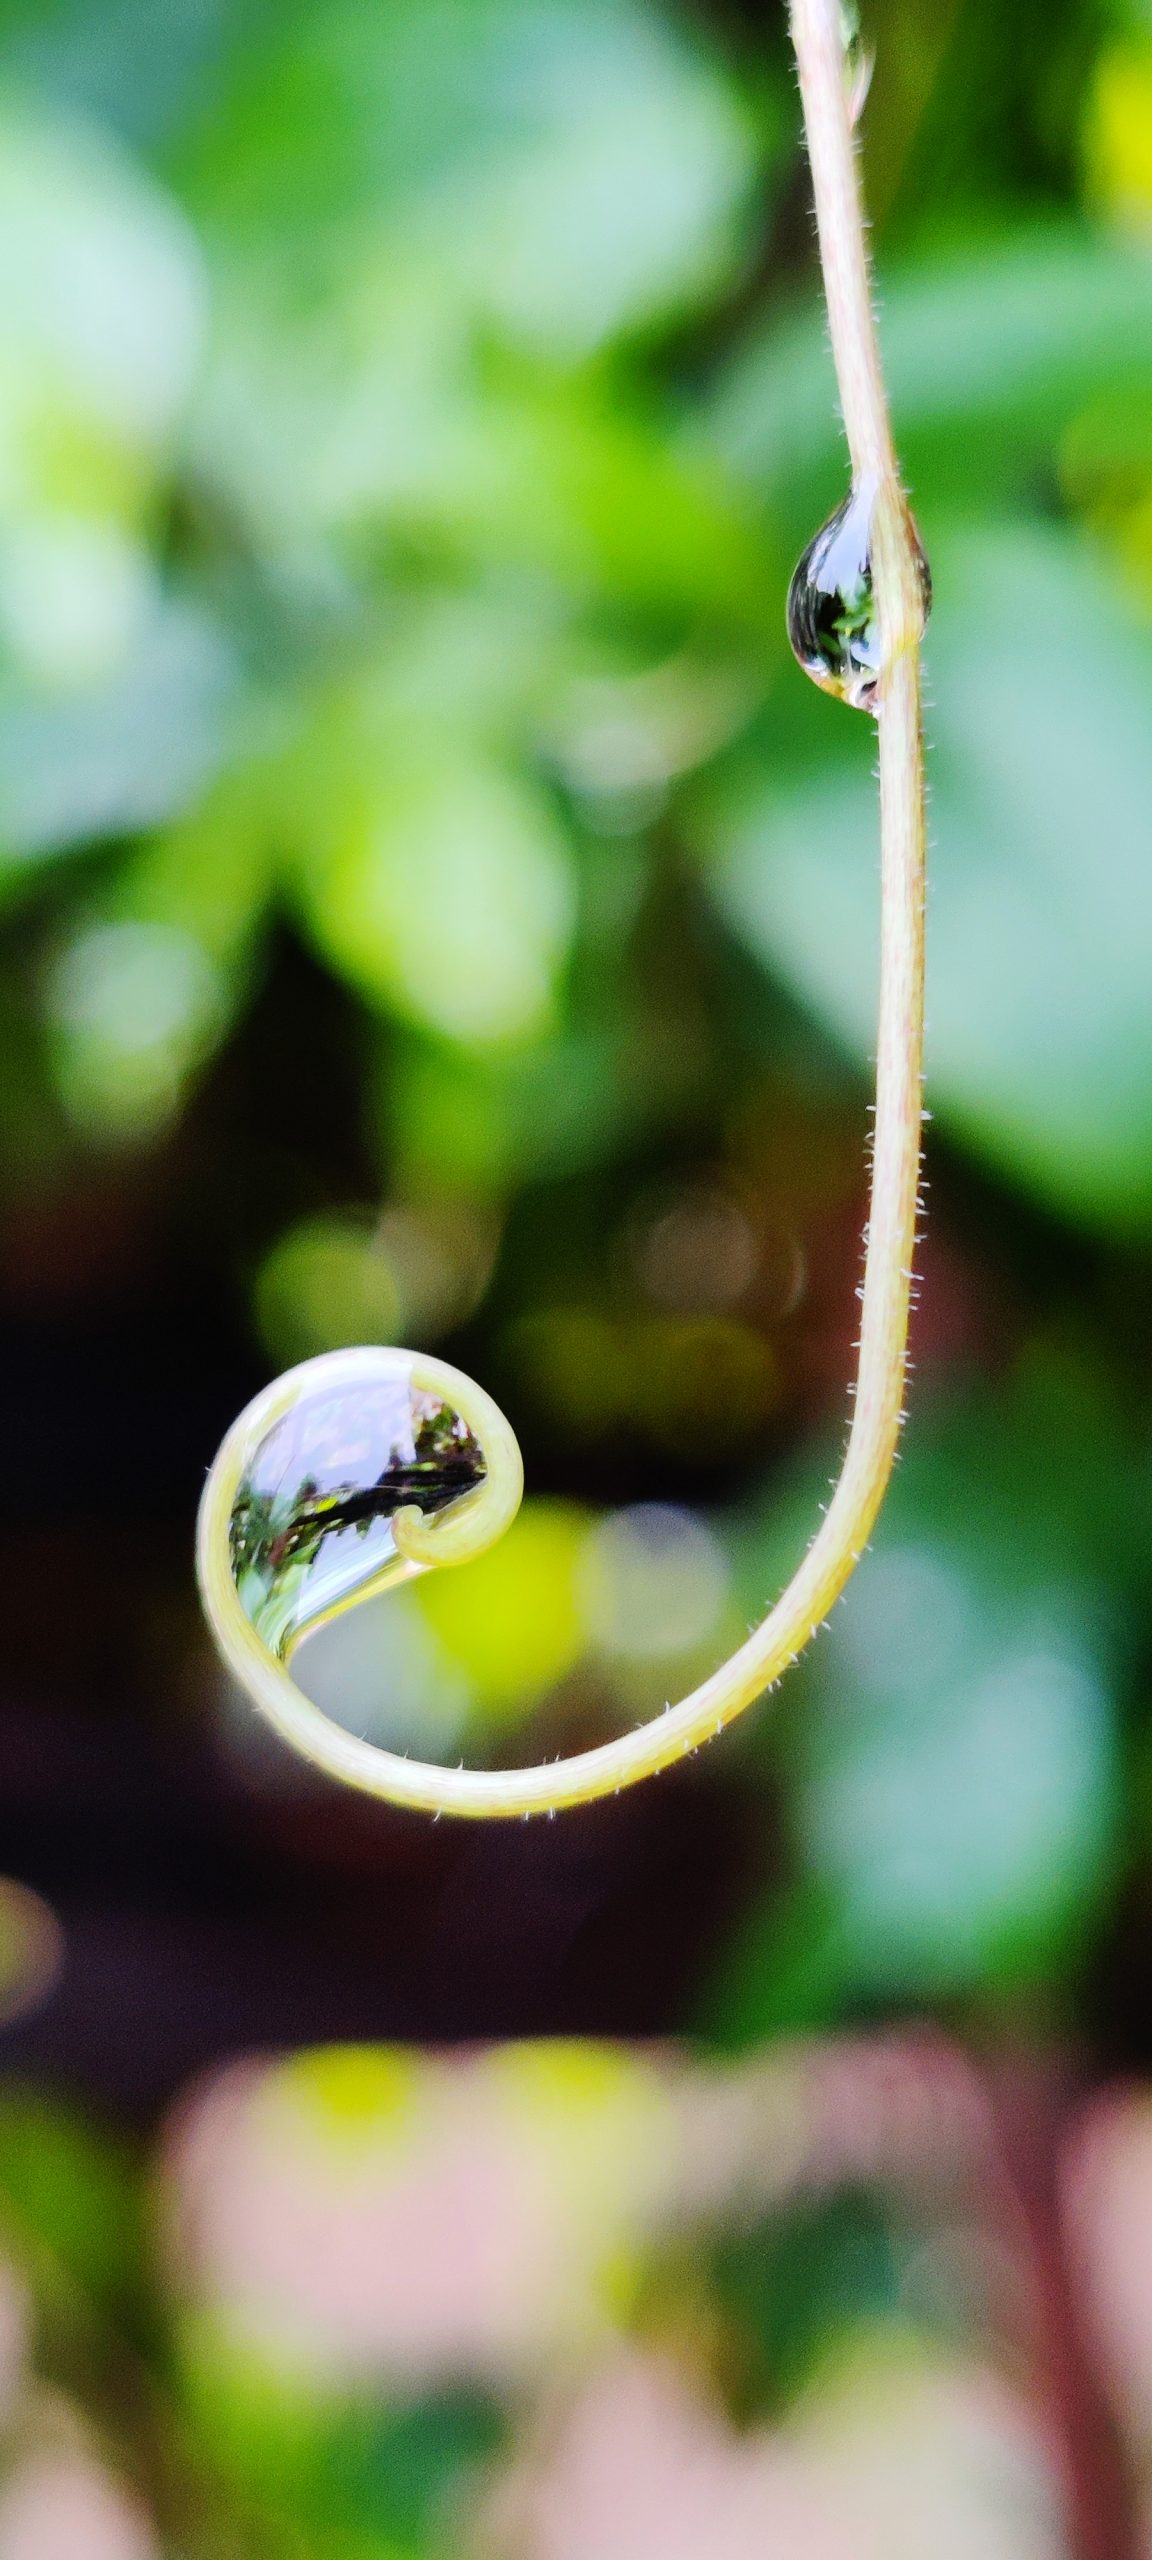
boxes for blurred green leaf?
[194,316,769,619]
[0,97,205,491]
[0,0,242,151]
[433,5,763,358]
[795,1576,1116,1998]
[706,522,1152,1228]
[710,227,1152,509]
[295,743,575,1047]
[178,0,764,350]
[44,914,227,1139]
[0,600,235,863]
[710,1354,1134,2029]
[39,774,271,1136]
[708,2189,915,2420]
[385,998,699,1194]
[0,2091,147,2330]
[180,2346,503,2560]
[398,377,767,616]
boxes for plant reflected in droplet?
[228,1362,487,1660]
[787,480,931,711]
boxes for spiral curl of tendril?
[197,0,927,1819]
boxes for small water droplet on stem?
[786,482,931,712]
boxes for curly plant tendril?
[196,0,927,1820]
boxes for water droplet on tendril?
[228,1362,486,1658]
[786,483,931,711]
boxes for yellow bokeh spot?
[274,2046,422,2147]
[484,2042,677,2191]
[414,1498,590,1724]
[1085,42,1152,221]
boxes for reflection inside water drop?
[229,1366,486,1659]
[786,483,931,711]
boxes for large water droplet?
[228,1360,486,1658]
[786,484,931,712]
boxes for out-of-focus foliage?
[0,2037,1107,2557]
[1,0,1149,1229]
[710,1349,1143,2033]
